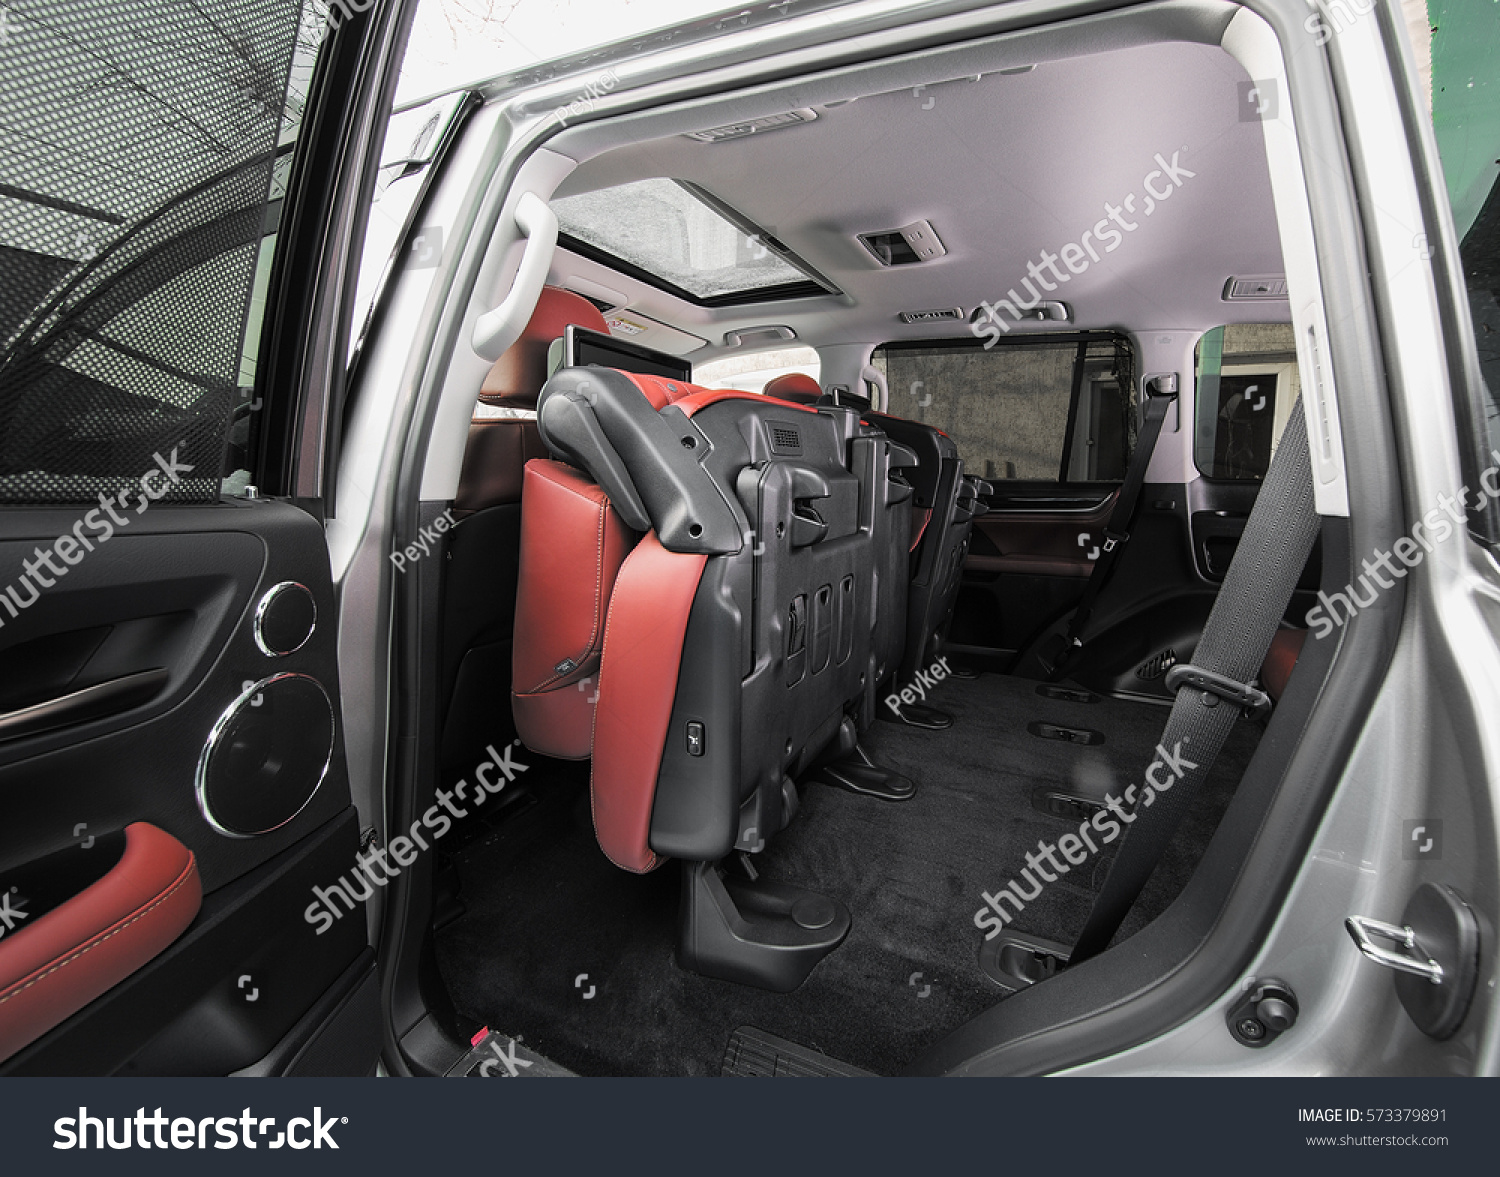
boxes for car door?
[878,332,1317,698]
[0,0,412,1075]
[877,333,1200,695]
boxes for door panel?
[0,0,413,1074]
[952,481,1209,696]
[0,501,370,1072]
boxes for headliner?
[545,32,1286,356]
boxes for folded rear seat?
[513,364,917,988]
[764,373,990,728]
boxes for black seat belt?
[1045,375,1179,681]
[1068,397,1320,963]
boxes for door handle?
[0,822,200,1062]
[0,668,169,743]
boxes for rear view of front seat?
[864,407,989,727]
[518,366,916,989]
[441,286,610,774]
[765,374,988,728]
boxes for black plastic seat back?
[865,411,980,682]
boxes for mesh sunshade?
[0,0,322,504]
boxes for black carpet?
[432,673,1260,1076]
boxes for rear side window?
[0,0,333,505]
[693,346,822,393]
[874,334,1135,483]
[1192,324,1302,481]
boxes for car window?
[693,346,821,393]
[874,334,1134,483]
[1193,324,1302,481]
[0,0,338,505]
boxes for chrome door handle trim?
[0,668,169,743]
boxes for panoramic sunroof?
[551,178,832,305]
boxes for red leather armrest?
[0,822,201,1061]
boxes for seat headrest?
[763,372,823,404]
[479,286,609,409]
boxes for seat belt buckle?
[1164,663,1271,718]
[1101,528,1128,554]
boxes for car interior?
[393,4,1347,1078]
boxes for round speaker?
[196,674,335,838]
[253,581,317,657]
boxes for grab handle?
[472,191,558,362]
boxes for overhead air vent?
[685,109,818,143]
[858,220,947,267]
[899,307,963,324]
[1223,274,1289,300]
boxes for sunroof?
[551,178,829,304]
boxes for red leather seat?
[511,460,635,758]
[441,287,614,778]
[455,286,609,515]
[1261,626,1306,702]
[520,367,913,870]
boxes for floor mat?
[721,1026,873,1077]
[432,673,1260,1076]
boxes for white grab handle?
[861,362,888,411]
[471,191,559,362]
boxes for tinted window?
[874,335,1134,483]
[0,0,334,504]
[1193,324,1302,481]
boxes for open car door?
[0,0,412,1074]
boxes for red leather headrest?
[480,286,608,409]
[763,372,823,404]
